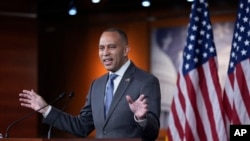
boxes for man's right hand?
[19,89,49,114]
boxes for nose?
[103,47,110,56]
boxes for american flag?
[167,0,227,141]
[223,0,250,128]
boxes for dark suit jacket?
[43,62,161,141]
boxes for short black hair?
[103,27,128,45]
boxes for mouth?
[103,58,113,66]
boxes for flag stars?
[241,49,247,56]
[243,16,248,22]
[236,46,240,52]
[194,16,199,22]
[171,0,245,139]
[206,34,210,39]
[240,25,245,32]
[183,52,186,57]
[238,36,242,42]
[188,44,193,50]
[200,30,205,35]
[204,11,208,17]
[186,54,191,60]
[193,57,198,63]
[233,42,237,48]
[197,7,202,12]
[185,64,189,70]
[203,52,208,58]
[191,3,194,8]
[244,40,250,46]
[204,2,208,7]
[192,25,198,31]
[205,43,208,48]
[240,3,244,9]
[234,32,239,38]
[231,52,236,58]
[235,54,238,61]
[246,7,250,13]
[207,24,212,30]
[196,48,200,54]
[182,0,217,74]
[229,61,234,69]
[198,40,203,44]
[231,52,237,63]
[190,35,195,41]
[238,13,241,19]
[236,23,240,28]
[189,13,193,19]
[195,48,200,54]
[202,21,206,26]
[209,46,215,53]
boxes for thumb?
[126,95,134,104]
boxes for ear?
[124,46,130,56]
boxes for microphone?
[47,91,74,139]
[5,92,65,138]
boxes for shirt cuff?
[134,115,147,128]
[42,105,52,118]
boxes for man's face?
[99,31,129,72]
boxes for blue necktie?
[105,73,117,118]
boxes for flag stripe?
[181,71,197,141]
[174,75,186,139]
[200,59,219,141]
[235,61,250,115]
[185,72,206,141]
[223,70,234,134]
[168,73,187,141]
[168,101,182,140]
[207,58,227,140]
[223,0,250,138]
[168,0,227,141]
[233,59,250,123]
[223,74,234,121]
[185,120,195,141]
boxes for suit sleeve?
[42,91,95,137]
[140,75,161,141]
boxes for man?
[19,28,161,141]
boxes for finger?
[144,104,148,110]
[138,94,145,101]
[20,103,32,108]
[22,89,35,96]
[22,90,31,94]
[19,98,30,103]
[142,97,147,104]
[19,93,30,98]
[30,89,36,96]
[126,95,134,104]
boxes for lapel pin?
[125,78,130,82]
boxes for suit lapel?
[99,74,109,122]
[110,74,134,112]
[104,63,136,123]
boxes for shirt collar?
[109,60,131,77]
